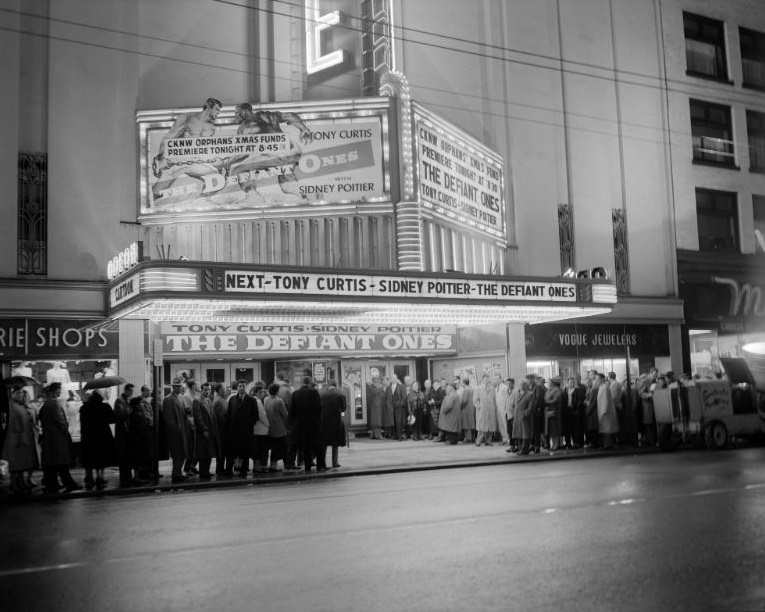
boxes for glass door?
[230,362,260,393]
[341,361,364,425]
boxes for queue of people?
[422,368,672,455]
[1,374,349,495]
[2,367,679,497]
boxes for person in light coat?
[436,382,461,444]
[2,386,40,495]
[544,378,564,451]
[474,375,498,446]
[494,375,512,446]
[597,373,619,449]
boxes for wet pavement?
[1,436,661,502]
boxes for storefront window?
[11,359,119,442]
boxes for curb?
[1,445,660,504]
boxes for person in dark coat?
[290,376,325,472]
[80,390,115,490]
[114,384,134,486]
[162,378,188,483]
[129,385,155,483]
[193,382,218,479]
[366,379,383,439]
[583,371,601,448]
[319,380,347,469]
[564,376,586,449]
[407,381,426,441]
[38,383,81,494]
[389,375,408,440]
[226,379,258,477]
[381,378,395,438]
[211,383,229,477]
[531,376,546,452]
[512,380,534,455]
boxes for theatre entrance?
[340,358,415,431]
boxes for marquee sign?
[216,269,579,303]
[161,322,457,356]
[413,104,506,241]
[138,99,390,217]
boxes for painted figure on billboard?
[230,103,312,202]
[151,98,227,202]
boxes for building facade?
[3,0,762,431]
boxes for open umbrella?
[83,375,127,390]
[4,375,41,387]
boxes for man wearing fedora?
[162,378,188,483]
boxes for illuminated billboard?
[413,103,506,241]
[138,98,392,217]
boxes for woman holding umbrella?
[79,390,116,490]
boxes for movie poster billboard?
[138,99,390,216]
[413,103,506,241]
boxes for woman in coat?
[38,382,80,494]
[512,381,534,455]
[436,382,461,444]
[2,386,40,495]
[596,373,619,449]
[79,390,116,490]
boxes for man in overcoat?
[114,384,134,486]
[162,378,188,483]
[389,375,408,440]
[290,376,325,472]
[38,382,80,493]
[227,379,258,476]
[193,382,219,479]
[129,385,155,483]
[319,380,347,469]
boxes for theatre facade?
[97,94,616,430]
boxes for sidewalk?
[1,438,657,502]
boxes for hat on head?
[171,377,184,386]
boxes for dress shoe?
[64,484,83,493]
[171,476,187,484]
[332,464,340,468]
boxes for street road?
[1,449,764,612]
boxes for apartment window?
[747,110,765,172]
[754,195,765,253]
[684,12,729,80]
[690,99,735,166]
[740,27,765,90]
[696,188,738,252]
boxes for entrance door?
[391,361,412,386]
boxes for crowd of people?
[1,366,683,496]
[1,376,348,495]
[379,368,672,454]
